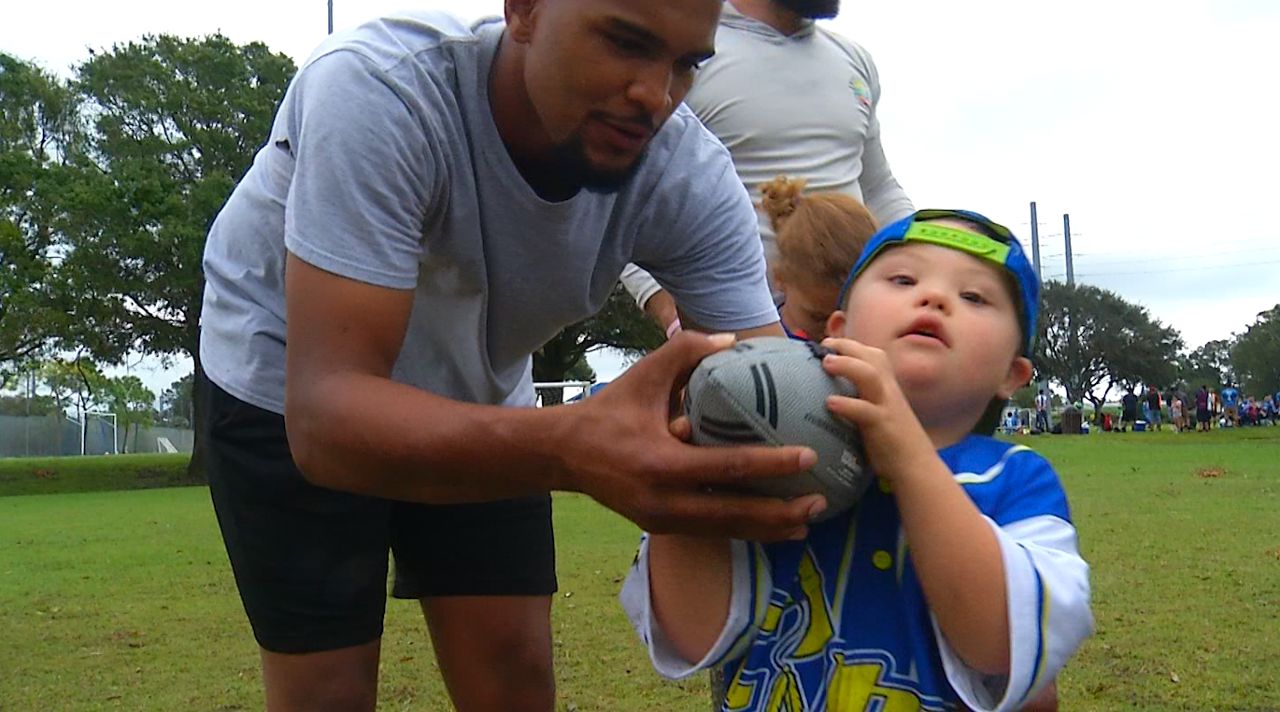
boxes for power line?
[1074,257,1280,278]
[1067,244,1280,268]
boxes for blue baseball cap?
[836,209,1041,355]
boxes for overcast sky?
[4,0,1278,394]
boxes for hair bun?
[759,176,808,232]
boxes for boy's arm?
[937,508,1091,711]
[620,535,769,679]
[892,453,1012,671]
[647,535,733,665]
[820,339,1012,672]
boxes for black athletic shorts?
[201,374,557,654]
[1197,407,1210,423]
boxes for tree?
[0,393,58,417]
[1035,281,1182,413]
[39,356,106,454]
[532,285,664,405]
[55,35,295,475]
[0,54,80,373]
[158,373,194,428]
[1179,339,1234,392]
[101,375,156,453]
[1231,305,1280,398]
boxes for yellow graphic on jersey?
[763,666,806,712]
[794,549,834,657]
[827,654,925,711]
[727,548,838,710]
[733,658,931,711]
[761,601,783,634]
[724,657,757,711]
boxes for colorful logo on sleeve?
[848,77,872,107]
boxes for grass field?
[2,428,1278,710]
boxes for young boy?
[622,210,1093,711]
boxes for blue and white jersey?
[622,436,1092,712]
[1221,387,1241,408]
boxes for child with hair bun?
[759,176,879,342]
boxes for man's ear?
[505,0,541,42]
[826,310,848,339]
[998,356,1034,400]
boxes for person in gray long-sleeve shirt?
[621,0,914,331]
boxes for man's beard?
[548,132,648,194]
[774,0,840,19]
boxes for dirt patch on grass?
[1196,468,1225,479]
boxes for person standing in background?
[1035,389,1051,433]
[621,0,914,332]
[1221,382,1241,427]
[1195,385,1211,432]
[1144,385,1163,431]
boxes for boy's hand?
[818,338,936,482]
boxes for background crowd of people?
[1028,383,1280,435]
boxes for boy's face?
[828,240,1032,421]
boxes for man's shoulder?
[814,26,877,65]
[302,10,496,77]
[632,105,738,193]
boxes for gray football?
[685,336,872,522]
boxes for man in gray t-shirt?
[198,1,826,709]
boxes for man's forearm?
[644,289,680,333]
[287,371,571,503]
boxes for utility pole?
[1029,201,1042,279]
[1063,213,1079,412]
[1063,213,1075,286]
[1031,202,1050,430]
[25,368,33,456]
[328,0,334,34]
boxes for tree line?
[1028,285,1278,413]
[2,35,1277,469]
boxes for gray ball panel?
[687,337,874,521]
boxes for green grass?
[1,428,1278,710]
[0,453,194,496]
[1022,428,1280,711]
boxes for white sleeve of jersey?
[935,514,1094,712]
[619,537,769,680]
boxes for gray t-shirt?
[200,12,776,414]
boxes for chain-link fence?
[0,415,193,458]
[1,383,599,458]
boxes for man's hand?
[557,331,825,541]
